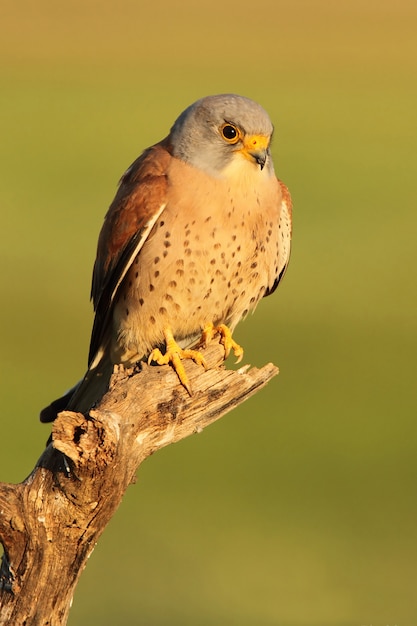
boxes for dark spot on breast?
[176,259,184,267]
[169,280,177,288]
[160,220,165,227]
[164,240,171,248]
[165,293,173,302]
[154,270,160,278]
[176,269,184,277]
[149,284,155,292]
[251,262,257,268]
[159,307,167,315]
[210,258,216,265]
[165,231,171,238]
[150,315,156,324]
[126,308,129,316]
[185,248,192,256]
[154,256,160,264]
[139,298,144,306]
[163,250,168,257]
[135,271,139,278]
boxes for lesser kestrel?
[41,94,292,422]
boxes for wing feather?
[265,179,292,296]
[88,141,171,363]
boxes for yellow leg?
[148,328,207,395]
[202,323,244,363]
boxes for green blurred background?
[1,0,416,624]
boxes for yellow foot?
[202,323,244,363]
[148,328,207,395]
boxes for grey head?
[168,94,275,177]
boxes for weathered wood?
[0,342,278,625]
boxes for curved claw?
[202,322,244,363]
[148,328,207,395]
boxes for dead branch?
[0,342,278,626]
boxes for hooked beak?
[240,134,270,170]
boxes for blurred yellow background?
[1,0,416,624]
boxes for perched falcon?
[41,94,292,423]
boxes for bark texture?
[0,342,278,625]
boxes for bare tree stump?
[0,342,278,625]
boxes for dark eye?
[221,123,240,143]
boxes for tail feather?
[40,386,78,423]
[40,351,114,423]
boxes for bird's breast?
[112,159,281,364]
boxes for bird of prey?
[40,94,292,423]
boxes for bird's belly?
[111,201,279,365]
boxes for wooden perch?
[0,342,278,626]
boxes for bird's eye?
[220,124,240,144]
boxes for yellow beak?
[240,134,270,169]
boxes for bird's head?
[168,94,275,179]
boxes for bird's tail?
[40,349,114,423]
